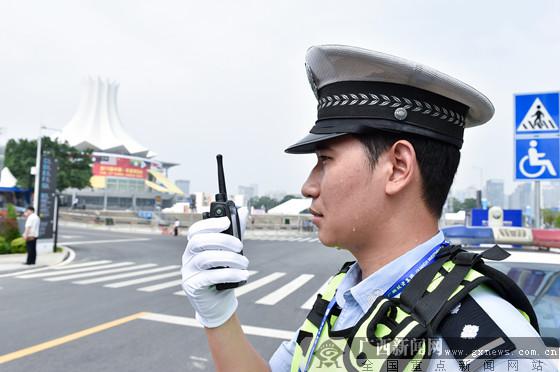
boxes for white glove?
[181,208,250,328]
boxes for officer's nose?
[301,164,320,199]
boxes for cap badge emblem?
[394,107,408,121]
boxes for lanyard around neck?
[301,240,448,372]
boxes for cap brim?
[284,132,348,154]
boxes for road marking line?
[234,272,286,297]
[190,356,208,362]
[172,271,258,296]
[52,260,112,270]
[139,312,293,340]
[18,262,133,279]
[58,238,151,246]
[138,279,183,292]
[104,268,180,288]
[73,264,169,284]
[0,312,145,365]
[301,277,332,309]
[46,264,155,282]
[256,274,315,305]
[59,235,83,239]
[0,260,110,278]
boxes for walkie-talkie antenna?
[216,154,227,198]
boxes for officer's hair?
[355,132,460,219]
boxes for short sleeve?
[269,330,298,372]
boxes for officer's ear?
[384,140,417,196]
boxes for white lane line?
[18,262,132,279]
[173,271,258,296]
[73,264,171,284]
[310,238,319,242]
[52,260,112,270]
[45,264,156,282]
[0,260,111,278]
[104,267,181,288]
[140,312,293,340]
[138,279,183,292]
[59,238,151,246]
[59,235,83,239]
[234,272,286,297]
[301,277,332,310]
[256,274,315,305]
[0,267,51,278]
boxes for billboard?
[38,154,57,239]
[91,153,163,180]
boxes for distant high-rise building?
[508,183,532,211]
[485,179,505,208]
[176,180,190,196]
[238,184,258,204]
[542,183,560,209]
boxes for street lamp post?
[32,126,43,212]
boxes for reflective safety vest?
[290,245,539,372]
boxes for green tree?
[279,194,299,204]
[249,196,279,212]
[4,138,36,189]
[555,214,560,229]
[462,198,478,211]
[543,209,558,227]
[4,137,92,192]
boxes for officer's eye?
[318,155,331,164]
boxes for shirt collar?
[336,231,446,313]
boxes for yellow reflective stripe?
[426,272,444,292]
[518,309,530,322]
[441,261,455,272]
[464,269,484,282]
[394,306,409,323]
[321,272,345,301]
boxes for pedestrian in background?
[173,218,180,236]
[23,206,40,265]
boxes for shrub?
[0,204,21,243]
[10,237,26,254]
[0,236,9,254]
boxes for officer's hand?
[181,207,250,328]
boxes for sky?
[1,0,559,197]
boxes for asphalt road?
[0,225,353,371]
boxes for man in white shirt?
[23,206,40,265]
[174,219,180,236]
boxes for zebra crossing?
[243,235,320,243]
[1,260,327,310]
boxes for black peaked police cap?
[285,45,495,153]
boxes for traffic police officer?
[181,45,556,371]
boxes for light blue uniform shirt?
[268,232,556,371]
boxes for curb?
[55,246,76,266]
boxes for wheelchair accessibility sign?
[515,138,559,180]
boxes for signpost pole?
[534,181,541,228]
[53,193,60,253]
[33,127,43,212]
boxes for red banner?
[92,156,149,179]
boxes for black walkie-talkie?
[202,154,246,290]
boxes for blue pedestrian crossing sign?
[515,93,559,135]
[515,92,560,181]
